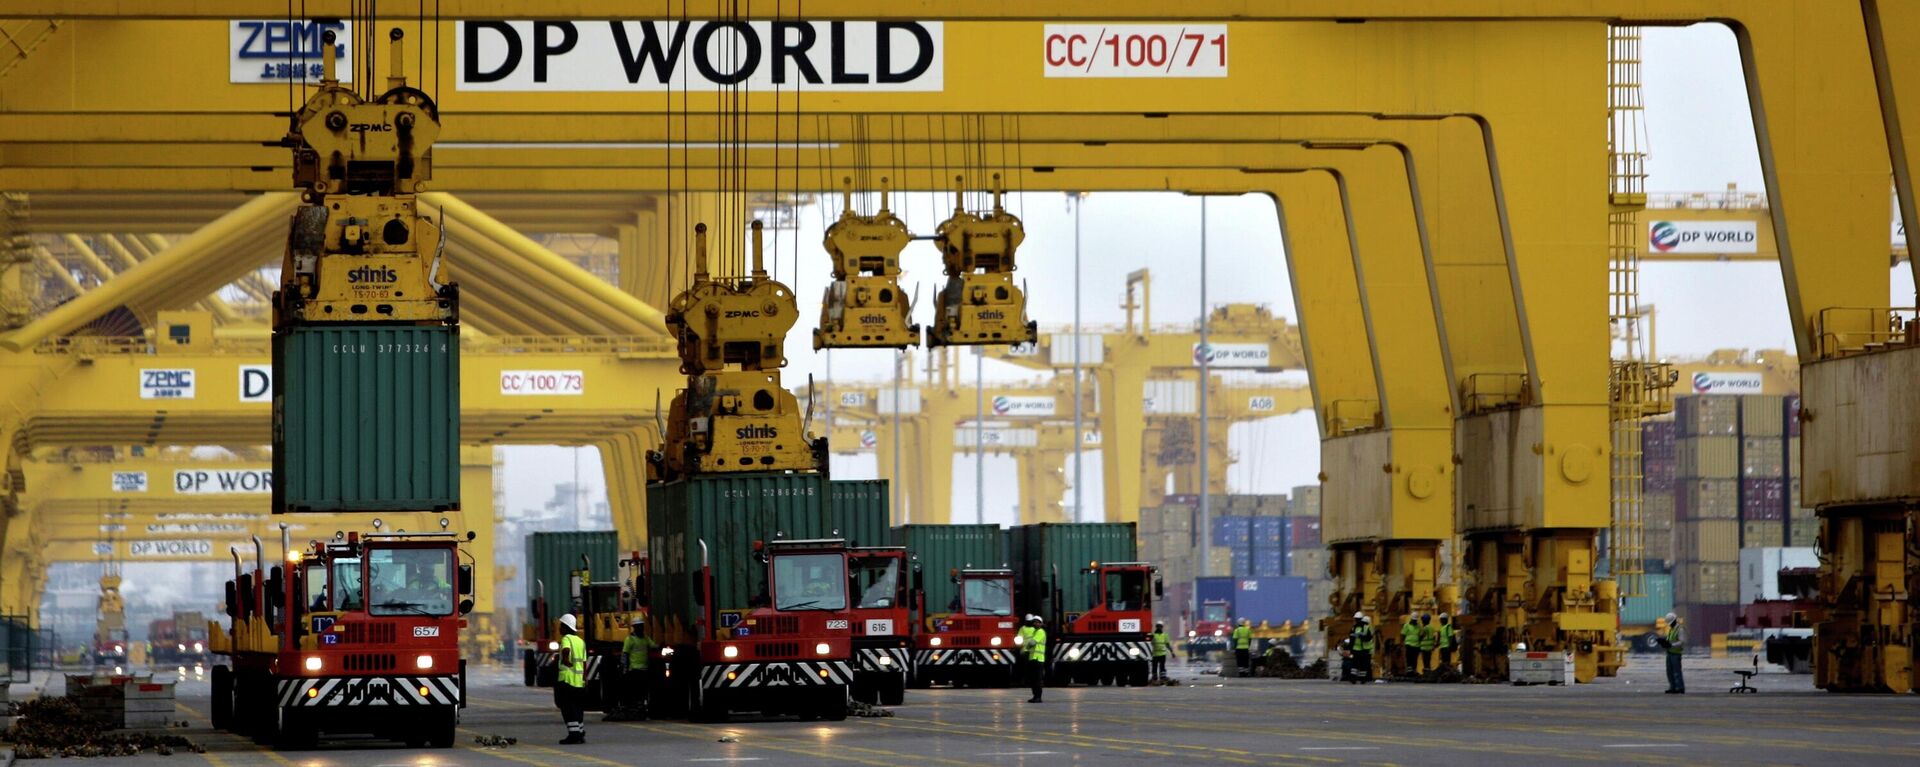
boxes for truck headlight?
[723,645,739,659]
[660,647,675,657]
[177,644,186,652]
[814,643,831,656]
[194,642,204,652]
[304,656,323,672]
[416,654,434,670]
[929,637,942,647]
[1187,630,1197,638]
[548,641,560,651]
[1013,635,1024,646]
[1127,647,1143,658]
[115,645,125,654]
[1213,629,1223,637]
[1067,648,1084,661]
[990,636,1003,647]
[877,655,892,666]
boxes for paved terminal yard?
[27,658,1920,767]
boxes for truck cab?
[1051,561,1160,687]
[211,528,475,749]
[915,568,1021,687]
[1188,599,1231,660]
[665,537,854,722]
[847,547,913,705]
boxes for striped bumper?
[914,648,1017,667]
[535,652,607,682]
[278,676,462,707]
[700,661,853,690]
[1053,640,1153,665]
[856,647,911,674]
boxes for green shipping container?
[1009,523,1138,620]
[1620,574,1675,626]
[273,324,460,513]
[525,531,621,619]
[646,474,889,639]
[892,524,1008,614]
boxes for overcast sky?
[501,24,1913,528]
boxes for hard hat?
[1361,616,1372,624]
[630,615,645,626]
[559,613,578,631]
[1664,612,1678,622]
[1353,611,1365,620]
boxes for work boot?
[1027,697,1042,703]
[559,732,585,745]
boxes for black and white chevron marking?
[1052,640,1153,665]
[699,661,853,690]
[278,676,462,707]
[537,651,604,682]
[913,648,1016,667]
[856,647,911,673]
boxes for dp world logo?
[1649,221,1681,252]
[860,431,878,449]
[1192,343,1215,365]
[992,396,1013,415]
[1691,372,1715,392]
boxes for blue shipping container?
[1250,517,1286,546]
[1230,550,1253,577]
[1211,516,1252,547]
[1252,549,1285,577]
[1232,577,1310,626]
[1195,576,1234,609]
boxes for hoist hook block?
[926,174,1037,348]
[816,176,921,349]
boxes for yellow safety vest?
[558,633,587,688]
[1231,625,1253,650]
[1027,628,1047,662]
[1150,631,1171,657]
[622,633,655,671]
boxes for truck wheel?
[881,674,906,706]
[209,665,232,729]
[1128,668,1150,687]
[821,688,849,721]
[250,696,279,746]
[430,708,457,748]
[690,685,728,723]
[272,709,315,751]
[523,650,537,687]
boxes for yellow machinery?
[655,222,822,479]
[927,176,1036,348]
[91,572,128,665]
[816,178,918,349]
[275,29,453,327]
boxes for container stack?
[1672,395,1740,627]
[1642,420,1678,569]
[1660,392,1803,636]
[1138,501,1196,590]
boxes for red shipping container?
[1681,603,1739,636]
[1740,478,1787,521]
[1289,518,1321,547]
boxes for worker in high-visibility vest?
[1149,622,1171,682]
[1658,612,1686,694]
[1398,615,1421,675]
[1345,612,1376,683]
[1231,619,1254,677]
[616,615,656,719]
[1024,615,1047,703]
[1414,613,1437,674]
[555,614,588,744]
[1436,613,1458,671]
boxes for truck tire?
[689,682,728,723]
[209,665,232,729]
[430,707,457,748]
[881,674,906,706]
[272,708,315,751]
[821,688,849,722]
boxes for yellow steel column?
[1866,0,1920,297]
[460,446,499,664]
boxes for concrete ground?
[17,655,1920,766]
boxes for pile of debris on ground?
[1256,651,1330,680]
[847,700,895,717]
[1,698,202,759]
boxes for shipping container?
[1677,436,1740,479]
[1788,518,1817,548]
[1644,493,1677,527]
[1644,526,1674,564]
[1048,333,1106,366]
[1290,518,1322,548]
[826,479,893,547]
[526,531,621,622]
[1740,478,1787,521]
[1290,485,1322,515]
[1204,548,1233,577]
[893,524,1008,615]
[1195,576,1234,607]
[1210,516,1252,547]
[1677,520,1740,562]
[1288,548,1331,580]
[274,324,460,513]
[1739,394,1786,437]
[1231,577,1310,626]
[1141,379,1197,415]
[1741,437,1785,478]
[1250,517,1286,547]
[1739,547,1817,604]
[1230,549,1253,578]
[1620,574,1675,626]
[648,473,886,634]
[1677,479,1738,520]
[1675,395,1740,437]
[1741,521,1784,548]
[1643,420,1678,459]
[1676,562,1739,603]
[1787,437,1801,480]
[1680,603,1739,636]
[1009,523,1139,621]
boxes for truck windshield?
[852,557,900,609]
[962,578,1013,616]
[368,547,454,617]
[332,558,363,611]
[773,553,847,611]
[1202,603,1228,622]
[1104,570,1147,611]
[305,563,328,610]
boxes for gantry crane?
[978,269,1306,523]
